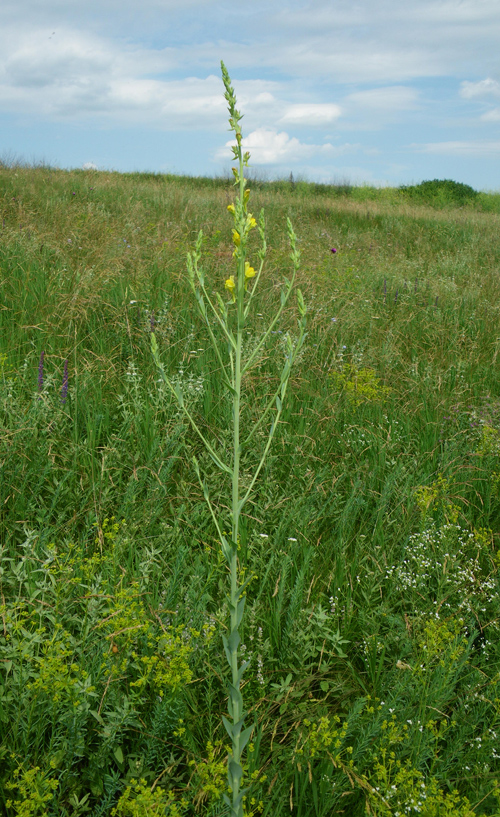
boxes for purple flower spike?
[61,359,69,404]
[38,351,45,392]
[331,247,337,254]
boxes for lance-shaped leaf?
[222,715,246,741]
[236,595,246,628]
[222,634,232,667]
[237,659,251,684]
[237,573,255,597]
[227,625,241,653]
[194,289,207,317]
[229,758,243,786]
[220,535,233,563]
[229,595,246,629]
[239,724,254,754]
[228,681,244,714]
[173,382,184,408]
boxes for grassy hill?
[2,165,500,815]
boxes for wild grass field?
[2,163,500,816]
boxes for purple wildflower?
[38,351,45,392]
[61,359,69,404]
[331,247,337,254]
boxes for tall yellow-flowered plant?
[152,62,306,817]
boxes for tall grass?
[1,154,500,815]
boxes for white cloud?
[0,0,499,189]
[228,129,317,164]
[0,26,286,128]
[481,108,500,122]
[460,78,500,99]
[279,103,341,126]
[217,128,358,165]
[413,140,500,156]
[344,86,419,111]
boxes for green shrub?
[399,179,478,207]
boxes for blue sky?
[1,0,500,190]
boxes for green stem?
[228,144,245,817]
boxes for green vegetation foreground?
[1,156,500,815]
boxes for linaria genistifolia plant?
[151,61,307,817]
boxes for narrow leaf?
[228,682,244,712]
[222,634,232,667]
[223,716,246,741]
[236,596,246,628]
[220,536,232,562]
[222,715,234,740]
[237,573,255,597]
[227,628,240,654]
[239,724,254,753]
[229,759,243,785]
[237,660,251,684]
[173,383,183,407]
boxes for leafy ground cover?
[1,165,500,815]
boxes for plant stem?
[228,123,245,817]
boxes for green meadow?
[2,163,500,816]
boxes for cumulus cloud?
[220,129,320,164]
[216,128,359,165]
[0,24,287,128]
[460,78,500,99]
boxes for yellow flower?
[225,276,236,301]
[227,203,235,214]
[247,214,257,230]
[244,262,256,291]
[232,229,241,246]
